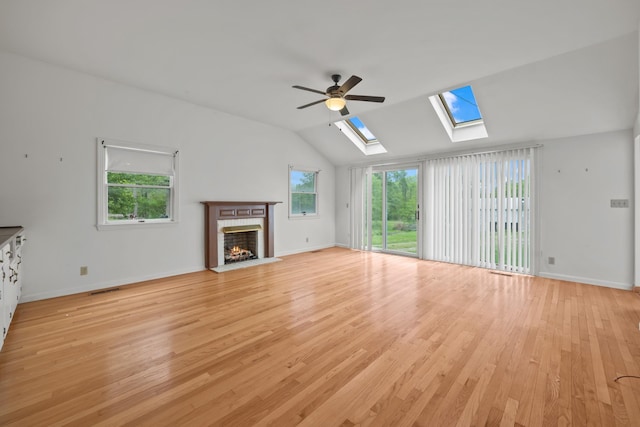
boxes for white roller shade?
[105,145,175,175]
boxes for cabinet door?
[7,261,17,320]
[15,233,24,301]
[0,244,8,342]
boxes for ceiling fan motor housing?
[327,86,341,96]
[328,74,343,95]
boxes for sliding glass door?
[369,166,420,256]
[350,148,535,273]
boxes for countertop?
[0,226,24,248]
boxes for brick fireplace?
[201,201,280,269]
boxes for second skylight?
[439,85,482,126]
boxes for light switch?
[610,199,629,208]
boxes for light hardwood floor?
[1,247,640,426]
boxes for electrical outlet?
[305,237,309,243]
[548,257,555,265]
[80,266,88,276]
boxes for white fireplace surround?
[217,218,265,266]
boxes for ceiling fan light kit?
[293,74,385,116]
[325,97,346,111]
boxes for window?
[334,116,387,155]
[429,84,488,143]
[289,167,318,217]
[346,116,378,144]
[439,85,483,126]
[97,138,179,229]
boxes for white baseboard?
[334,243,349,249]
[20,265,205,303]
[538,272,633,291]
[276,243,337,257]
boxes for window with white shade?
[97,138,179,229]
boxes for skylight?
[334,116,386,156]
[439,85,482,126]
[429,84,488,143]
[346,116,378,144]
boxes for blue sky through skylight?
[441,85,482,125]
[347,116,377,142]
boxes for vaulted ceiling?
[1,0,638,165]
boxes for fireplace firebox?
[223,228,259,264]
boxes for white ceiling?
[0,0,638,165]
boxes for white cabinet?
[0,227,24,351]
[0,243,8,344]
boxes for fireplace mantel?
[201,201,281,269]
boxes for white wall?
[635,25,640,138]
[538,130,634,289]
[635,24,640,289]
[0,52,335,301]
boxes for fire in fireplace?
[223,226,260,264]
[226,246,253,261]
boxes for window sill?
[96,220,178,231]
[288,214,319,220]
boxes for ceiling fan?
[292,74,385,116]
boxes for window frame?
[97,138,179,230]
[288,166,319,218]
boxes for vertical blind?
[349,166,371,250]
[424,147,535,273]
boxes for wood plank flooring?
[1,247,640,426]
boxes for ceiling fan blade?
[339,105,350,116]
[292,85,326,95]
[339,75,362,95]
[345,94,385,103]
[297,99,326,109]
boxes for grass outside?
[371,220,417,254]
[480,230,530,267]
[369,222,529,264]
